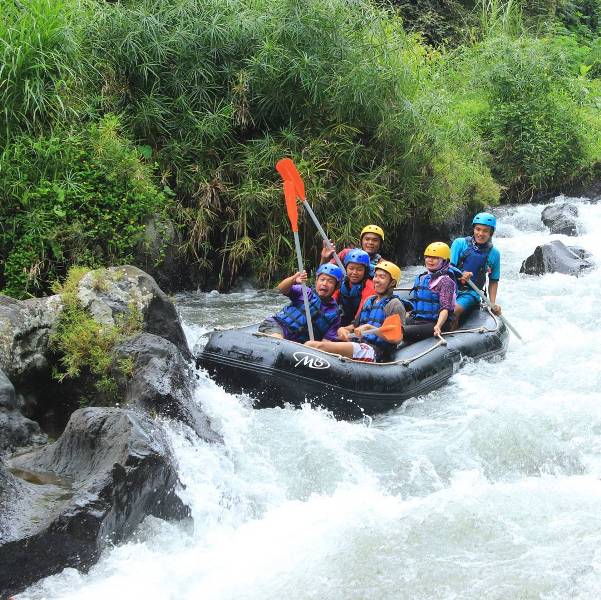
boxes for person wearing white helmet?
[448,212,502,330]
[320,224,385,278]
[305,261,405,363]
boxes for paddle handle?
[302,201,346,272]
[293,231,314,341]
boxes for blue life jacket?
[358,294,396,351]
[368,253,382,278]
[409,272,441,322]
[457,237,492,290]
[275,289,340,342]
[339,280,364,326]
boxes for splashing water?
[20,197,601,599]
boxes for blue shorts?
[455,290,481,312]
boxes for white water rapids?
[20,197,601,599]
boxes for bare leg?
[304,340,355,358]
[448,305,465,331]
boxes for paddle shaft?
[463,278,523,342]
[292,230,315,341]
[302,201,346,272]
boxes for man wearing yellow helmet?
[403,242,457,343]
[305,260,405,363]
[320,224,385,278]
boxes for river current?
[20,197,601,599]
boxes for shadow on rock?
[0,407,190,596]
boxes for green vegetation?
[50,267,142,405]
[1,0,600,297]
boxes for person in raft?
[258,263,343,343]
[333,249,376,327]
[320,225,385,277]
[305,261,405,363]
[403,242,456,343]
[448,212,502,330]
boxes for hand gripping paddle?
[283,179,314,341]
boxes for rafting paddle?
[283,179,314,341]
[450,266,523,342]
[350,314,403,344]
[276,158,346,272]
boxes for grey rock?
[0,369,15,410]
[113,333,220,443]
[77,266,190,358]
[0,294,63,383]
[520,240,594,276]
[541,203,580,236]
[0,407,189,595]
[567,245,593,261]
[0,369,48,455]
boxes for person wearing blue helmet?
[332,249,376,326]
[448,212,502,329]
[258,263,343,343]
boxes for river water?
[20,197,601,599]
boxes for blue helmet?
[472,212,496,232]
[316,263,345,284]
[344,249,371,269]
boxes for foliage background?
[1,0,600,298]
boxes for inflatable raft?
[197,307,509,420]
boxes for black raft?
[197,307,509,420]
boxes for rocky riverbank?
[0,266,219,597]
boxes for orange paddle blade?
[283,179,298,233]
[276,158,294,182]
[376,314,403,343]
[275,157,306,201]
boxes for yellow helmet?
[360,225,385,242]
[424,242,450,260]
[375,260,401,286]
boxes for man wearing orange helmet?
[306,261,405,363]
[320,224,385,278]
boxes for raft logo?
[292,351,331,370]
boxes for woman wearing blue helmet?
[258,263,344,343]
[448,212,502,329]
[332,249,376,326]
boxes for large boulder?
[0,369,47,455]
[0,295,63,384]
[113,333,220,443]
[0,407,189,596]
[541,203,580,236]
[520,240,595,276]
[77,265,190,359]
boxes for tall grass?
[0,0,599,297]
[0,0,84,140]
[81,0,498,285]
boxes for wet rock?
[77,265,190,359]
[0,407,189,596]
[520,240,594,276]
[541,203,580,236]
[0,295,63,383]
[113,333,220,443]
[0,370,48,456]
[567,245,593,261]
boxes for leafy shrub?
[0,115,169,298]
